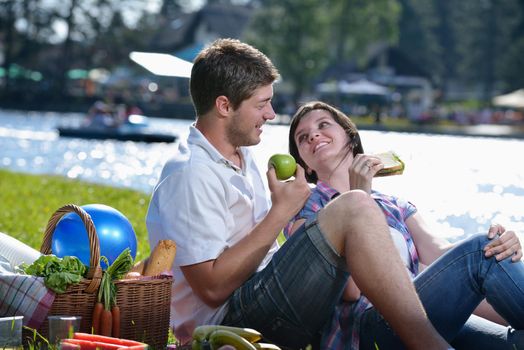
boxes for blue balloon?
[51,204,137,269]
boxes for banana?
[192,339,212,350]
[208,329,257,350]
[252,343,282,350]
[193,325,262,343]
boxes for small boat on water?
[57,114,177,143]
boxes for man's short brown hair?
[190,38,279,117]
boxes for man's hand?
[267,164,310,222]
[484,223,522,262]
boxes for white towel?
[0,231,41,268]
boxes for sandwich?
[373,151,405,177]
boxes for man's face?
[226,84,276,147]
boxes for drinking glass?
[0,316,23,350]
[48,316,81,345]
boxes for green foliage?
[245,0,332,100]
[3,0,524,104]
[0,169,151,261]
[245,0,401,101]
[23,326,54,350]
[398,0,445,82]
[500,36,524,91]
[328,0,401,63]
[21,255,87,293]
[398,0,524,99]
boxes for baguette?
[143,239,177,276]
[374,151,405,177]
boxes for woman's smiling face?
[293,109,352,176]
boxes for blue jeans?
[359,234,524,350]
[221,217,349,348]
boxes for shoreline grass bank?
[0,169,152,260]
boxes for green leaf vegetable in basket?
[20,255,87,293]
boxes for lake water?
[1,109,523,242]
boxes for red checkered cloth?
[0,272,55,329]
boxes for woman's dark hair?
[289,101,364,183]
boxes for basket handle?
[41,204,102,293]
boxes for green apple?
[268,153,297,180]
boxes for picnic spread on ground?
[0,202,282,350]
[0,203,175,349]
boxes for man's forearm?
[184,207,292,307]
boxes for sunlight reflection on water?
[1,109,523,242]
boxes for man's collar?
[188,125,244,172]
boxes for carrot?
[100,309,113,336]
[92,301,104,334]
[111,305,120,338]
[73,332,146,347]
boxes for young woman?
[286,101,524,350]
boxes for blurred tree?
[400,0,523,101]
[2,0,524,109]
[499,0,524,92]
[244,0,331,103]
[432,0,457,99]
[245,0,400,103]
[160,0,183,18]
[329,0,400,65]
[397,1,443,90]
[208,0,234,4]
[0,0,57,95]
[0,0,16,96]
[453,0,521,99]
[55,0,78,96]
[90,4,139,68]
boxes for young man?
[146,38,451,350]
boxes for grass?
[0,169,152,261]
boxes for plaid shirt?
[284,181,419,350]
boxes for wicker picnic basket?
[27,204,173,349]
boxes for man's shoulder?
[160,148,216,180]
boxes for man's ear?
[215,95,232,117]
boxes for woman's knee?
[325,190,376,216]
[320,191,378,230]
[317,190,385,251]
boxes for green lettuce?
[21,255,87,293]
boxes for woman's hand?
[349,154,383,193]
[484,223,523,262]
